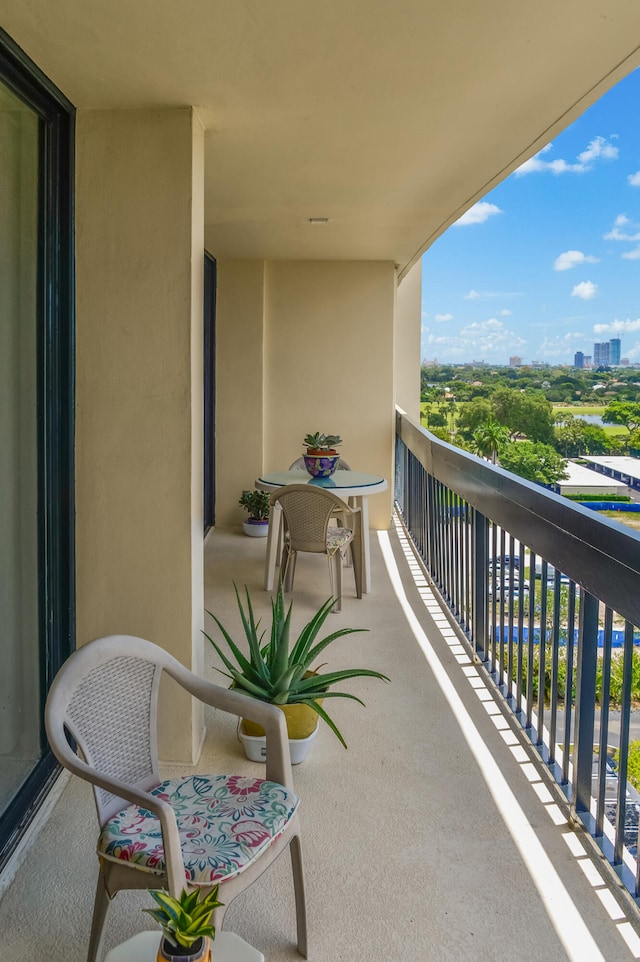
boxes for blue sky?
[421,68,640,366]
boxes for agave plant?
[143,885,222,950]
[204,583,389,748]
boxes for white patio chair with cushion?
[44,635,307,962]
[269,483,363,612]
[286,460,354,567]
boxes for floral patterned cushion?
[98,774,299,885]
[326,526,353,556]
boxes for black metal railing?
[395,407,640,900]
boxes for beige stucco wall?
[75,107,205,763]
[394,260,422,421]
[215,260,396,530]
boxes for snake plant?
[204,583,389,748]
[143,886,222,949]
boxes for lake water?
[572,414,604,425]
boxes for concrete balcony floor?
[1,518,640,961]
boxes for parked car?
[490,578,530,597]
[489,555,520,571]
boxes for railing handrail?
[396,407,640,627]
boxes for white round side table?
[105,930,265,962]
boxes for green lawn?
[553,404,605,416]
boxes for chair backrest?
[270,483,352,554]
[288,456,351,471]
[45,635,166,824]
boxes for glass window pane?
[0,81,41,818]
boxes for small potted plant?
[238,489,270,537]
[204,582,389,762]
[143,886,223,962]
[302,432,343,478]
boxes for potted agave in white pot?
[204,582,389,762]
[238,489,270,537]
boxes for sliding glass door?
[0,82,41,822]
[0,29,74,867]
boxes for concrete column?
[395,260,422,422]
[75,107,205,762]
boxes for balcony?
[2,429,640,960]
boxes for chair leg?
[87,871,111,962]
[283,546,297,592]
[351,532,363,599]
[329,552,343,612]
[289,834,308,958]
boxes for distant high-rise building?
[509,355,521,368]
[574,351,584,369]
[584,355,592,368]
[610,337,621,366]
[622,357,630,367]
[593,341,610,366]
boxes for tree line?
[421,366,640,484]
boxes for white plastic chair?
[269,484,363,612]
[44,635,307,962]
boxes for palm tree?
[472,417,509,464]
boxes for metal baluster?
[549,579,561,767]
[562,582,577,786]
[571,590,599,823]
[595,607,613,838]
[537,562,548,748]
[526,550,536,731]
[614,622,635,867]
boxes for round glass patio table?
[256,469,388,594]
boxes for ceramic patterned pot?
[157,936,211,962]
[303,453,340,478]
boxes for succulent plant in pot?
[302,432,343,478]
[204,582,389,758]
[302,432,343,455]
[143,885,223,962]
[238,489,270,537]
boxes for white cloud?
[628,171,640,187]
[571,281,597,300]
[426,317,526,360]
[623,247,640,260]
[500,309,512,316]
[553,250,599,271]
[463,289,523,300]
[454,202,503,226]
[593,317,640,334]
[578,136,619,163]
[516,136,618,176]
[434,313,453,322]
[604,215,640,242]
[538,332,585,358]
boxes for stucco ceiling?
[3,1,640,275]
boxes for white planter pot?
[240,724,319,764]
[242,519,269,537]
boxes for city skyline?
[421,67,640,366]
